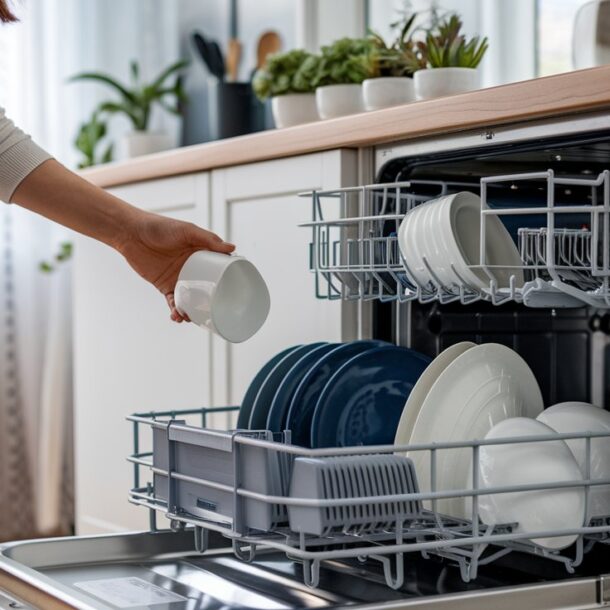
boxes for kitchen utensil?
[408,343,544,520]
[248,343,327,430]
[288,454,422,536]
[265,343,337,433]
[237,345,302,429]
[227,38,242,81]
[479,417,585,550]
[537,401,610,519]
[256,30,282,70]
[311,346,431,448]
[174,251,270,343]
[192,32,224,80]
[286,340,387,447]
[394,342,476,450]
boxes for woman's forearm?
[11,158,138,249]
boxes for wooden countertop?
[81,66,610,188]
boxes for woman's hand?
[117,211,235,322]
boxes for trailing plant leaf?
[74,111,113,169]
[253,49,315,100]
[39,242,73,274]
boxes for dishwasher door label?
[74,577,187,607]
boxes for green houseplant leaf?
[314,38,372,87]
[253,49,315,101]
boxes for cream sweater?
[0,107,52,202]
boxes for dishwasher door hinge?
[599,575,610,605]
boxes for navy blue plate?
[265,343,338,433]
[285,340,387,447]
[248,343,327,430]
[236,345,301,429]
[310,345,431,448]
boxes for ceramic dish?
[398,202,433,288]
[311,345,431,448]
[285,340,386,447]
[237,345,301,429]
[408,343,543,520]
[479,417,585,550]
[537,401,610,519]
[265,343,337,433]
[394,342,476,450]
[248,343,327,430]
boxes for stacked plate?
[398,192,524,294]
[237,341,431,448]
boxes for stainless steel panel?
[0,531,608,610]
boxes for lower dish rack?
[128,407,610,590]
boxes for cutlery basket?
[150,418,291,532]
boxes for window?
[537,0,591,76]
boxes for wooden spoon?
[256,31,282,70]
[227,38,242,82]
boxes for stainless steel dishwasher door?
[0,530,608,610]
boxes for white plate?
[537,401,610,519]
[479,417,585,550]
[408,343,543,520]
[398,203,431,288]
[394,342,476,450]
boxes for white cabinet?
[73,173,212,535]
[210,150,358,421]
[73,149,358,535]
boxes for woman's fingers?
[166,292,190,323]
[186,224,236,253]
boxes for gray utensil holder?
[153,422,289,533]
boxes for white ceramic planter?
[121,131,173,159]
[362,77,415,111]
[315,84,364,120]
[413,67,479,101]
[271,93,319,128]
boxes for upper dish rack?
[128,407,610,591]
[301,170,610,308]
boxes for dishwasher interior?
[2,124,610,610]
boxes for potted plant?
[362,14,424,111]
[70,59,188,158]
[413,14,488,100]
[313,38,370,119]
[252,50,319,128]
[73,111,113,169]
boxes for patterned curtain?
[0,208,35,541]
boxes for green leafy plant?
[74,111,113,169]
[313,37,372,87]
[39,242,73,274]
[252,49,316,101]
[365,13,426,77]
[70,59,189,131]
[424,14,488,69]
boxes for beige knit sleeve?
[0,107,52,203]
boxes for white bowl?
[315,84,364,119]
[271,93,319,128]
[479,417,585,550]
[174,251,270,343]
[362,77,415,111]
[414,67,479,100]
[537,402,610,519]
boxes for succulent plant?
[424,14,488,69]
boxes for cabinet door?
[210,150,358,421]
[73,173,213,535]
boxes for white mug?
[174,251,270,343]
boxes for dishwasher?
[2,111,610,610]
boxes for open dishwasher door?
[0,529,609,610]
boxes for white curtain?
[0,0,181,540]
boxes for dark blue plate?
[285,340,387,447]
[310,345,431,448]
[248,343,327,430]
[236,345,301,429]
[265,343,338,433]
